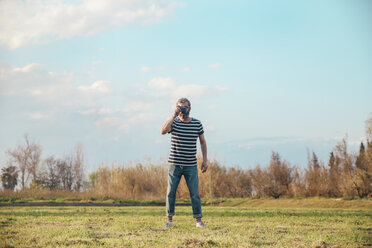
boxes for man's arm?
[160,116,176,135]
[199,133,208,173]
[160,107,179,135]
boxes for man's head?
[176,98,191,119]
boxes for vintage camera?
[179,106,188,114]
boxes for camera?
[179,106,188,114]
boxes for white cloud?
[1,62,230,137]
[128,113,162,123]
[208,63,220,69]
[95,117,121,129]
[140,66,150,72]
[78,80,113,94]
[229,137,311,150]
[170,84,208,101]
[123,101,152,114]
[82,108,118,116]
[80,108,121,116]
[0,62,74,97]
[13,63,42,73]
[119,123,131,133]
[80,101,153,118]
[216,85,229,92]
[205,125,216,131]
[0,0,182,49]
[181,66,190,72]
[92,112,163,134]
[87,60,104,77]
[92,60,104,66]
[332,136,365,147]
[80,109,98,116]
[27,111,52,120]
[148,77,175,90]
[29,89,45,96]
[144,76,230,104]
[0,62,114,108]
[238,143,253,150]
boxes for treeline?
[87,139,372,199]
[1,135,84,192]
[2,134,371,199]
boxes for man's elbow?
[160,129,167,135]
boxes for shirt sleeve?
[198,121,204,135]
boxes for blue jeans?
[166,165,202,219]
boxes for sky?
[0,0,371,173]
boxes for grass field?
[0,199,371,247]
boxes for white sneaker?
[165,220,173,228]
[196,220,206,228]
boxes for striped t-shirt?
[168,117,204,166]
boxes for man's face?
[177,102,190,118]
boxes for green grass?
[0,200,371,247]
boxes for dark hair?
[177,98,191,107]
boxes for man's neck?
[180,116,192,122]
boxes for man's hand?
[201,161,208,173]
[173,106,181,118]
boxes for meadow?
[0,198,371,247]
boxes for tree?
[73,143,85,191]
[264,152,292,198]
[57,157,74,190]
[333,138,357,196]
[328,152,341,197]
[26,136,42,184]
[1,164,19,190]
[43,156,60,190]
[291,165,306,197]
[87,171,98,190]
[250,165,270,198]
[354,142,372,197]
[7,134,42,189]
[305,151,328,197]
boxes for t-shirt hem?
[168,162,197,167]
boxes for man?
[160,98,208,228]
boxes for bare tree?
[26,136,42,183]
[44,156,60,190]
[328,151,342,197]
[7,134,42,189]
[57,157,74,190]
[291,165,306,197]
[73,142,85,191]
[249,165,266,197]
[265,152,292,198]
[7,144,28,189]
[305,151,328,197]
[333,137,357,196]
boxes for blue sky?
[0,0,371,172]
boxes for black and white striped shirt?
[168,117,204,166]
